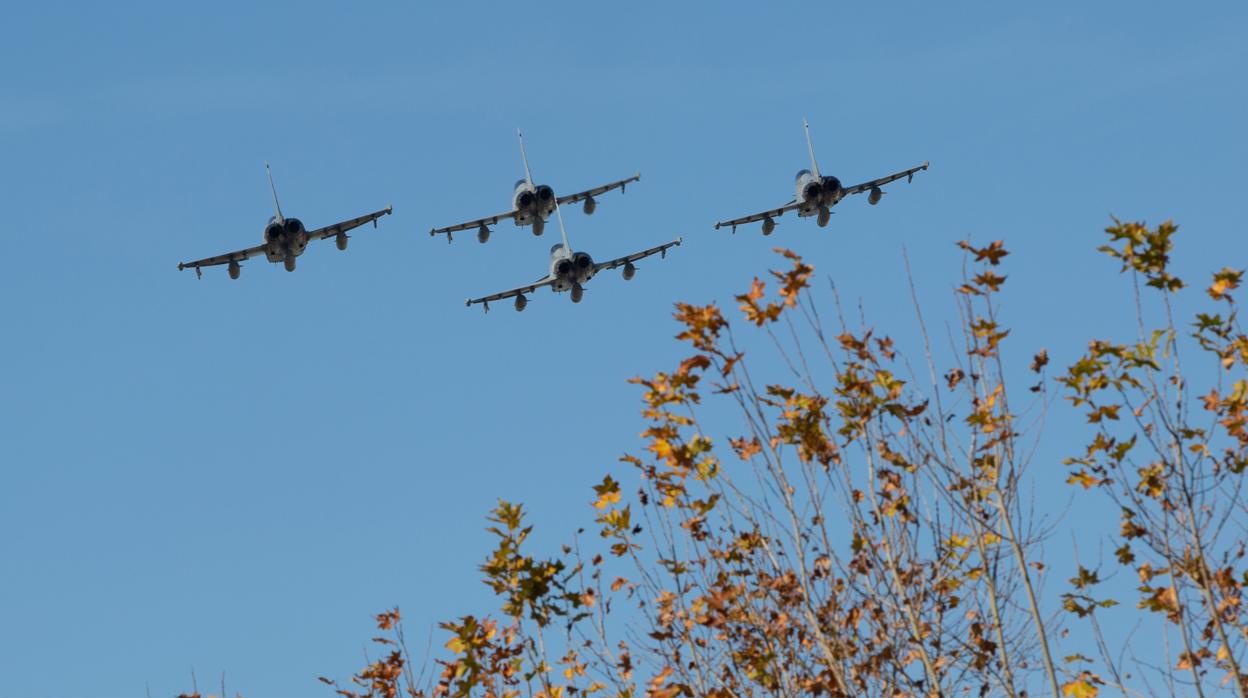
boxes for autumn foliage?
[303,219,1247,698]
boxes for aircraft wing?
[306,205,393,242]
[467,275,557,310]
[430,209,517,238]
[593,237,683,273]
[713,200,800,232]
[556,172,641,206]
[842,161,930,195]
[178,243,268,272]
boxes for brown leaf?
[1030,349,1049,373]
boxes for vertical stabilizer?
[802,119,821,179]
[517,129,535,188]
[265,162,285,224]
[553,200,572,254]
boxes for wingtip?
[386,204,393,214]
[923,161,930,169]
[676,236,683,246]
[465,298,471,307]
[714,222,721,230]
[177,262,185,271]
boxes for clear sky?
[1,2,1245,696]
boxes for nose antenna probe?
[265,162,285,224]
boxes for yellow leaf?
[593,476,622,510]
[1066,470,1100,489]
[1063,679,1099,698]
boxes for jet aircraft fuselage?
[512,180,557,236]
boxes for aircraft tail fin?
[265,162,285,224]
[517,129,535,188]
[553,199,572,254]
[803,119,820,179]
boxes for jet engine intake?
[868,187,883,205]
[583,196,596,215]
[803,182,823,202]
[514,294,527,312]
[284,218,304,235]
[536,185,554,202]
[516,191,535,209]
[622,262,636,280]
[556,259,573,276]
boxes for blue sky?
[1,2,1245,696]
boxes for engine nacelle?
[477,224,491,244]
[336,232,349,250]
[583,196,597,215]
[514,294,527,312]
[285,218,304,235]
[556,259,573,276]
[228,260,241,280]
[762,216,775,235]
[573,252,594,282]
[536,185,554,203]
[817,208,831,228]
[516,191,535,209]
[803,182,823,202]
[868,187,883,205]
[571,283,584,303]
[622,262,636,280]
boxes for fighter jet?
[714,119,928,235]
[177,164,392,279]
[466,202,680,312]
[431,130,639,244]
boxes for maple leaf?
[1031,349,1049,373]
[1207,267,1242,302]
[1062,676,1101,698]
[973,270,1007,291]
[592,476,622,510]
[376,608,401,630]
